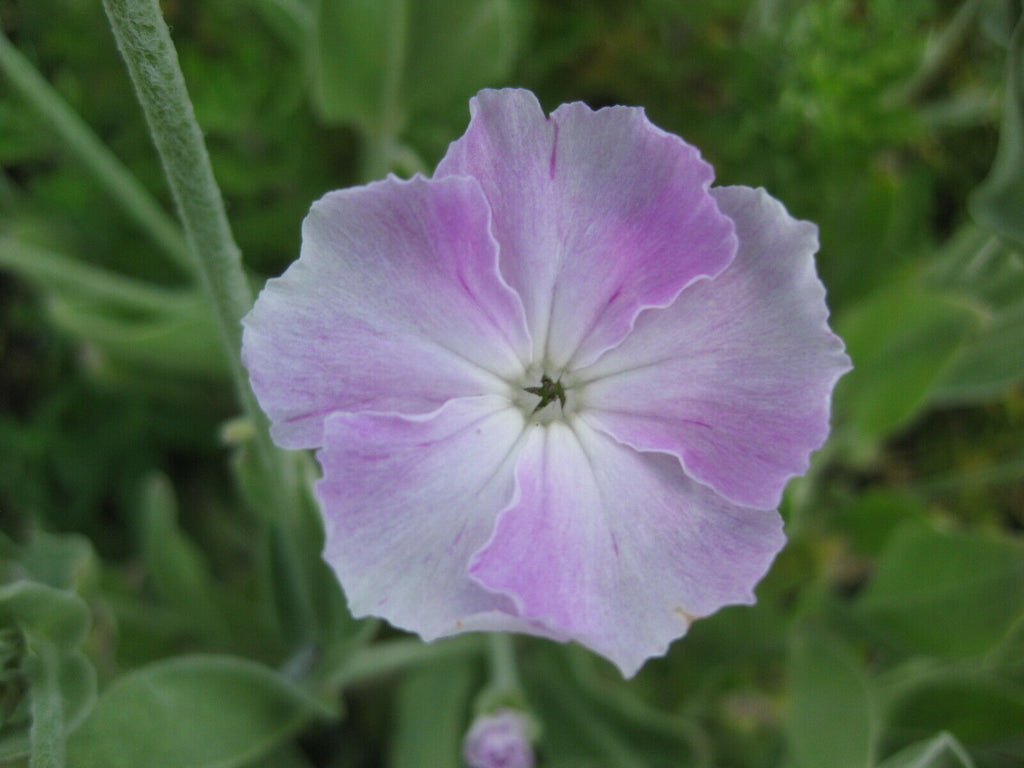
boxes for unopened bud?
[462,709,534,768]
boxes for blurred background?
[1,1,1022,767]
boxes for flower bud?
[462,709,534,768]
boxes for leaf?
[225,426,358,656]
[838,489,928,558]
[883,672,1024,758]
[986,606,1024,670]
[0,731,29,762]
[247,741,317,768]
[67,655,330,768]
[785,627,876,768]
[0,236,226,380]
[47,294,227,379]
[832,277,979,459]
[402,0,521,117]
[311,0,521,131]
[8,530,98,593]
[934,298,1024,402]
[877,733,976,768]
[525,645,699,768]
[0,582,90,651]
[925,224,1024,403]
[856,523,1024,658]
[311,0,407,128]
[0,583,97,761]
[390,656,477,768]
[139,474,228,643]
[970,11,1024,248]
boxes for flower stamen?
[524,374,566,414]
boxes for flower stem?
[357,0,407,182]
[100,0,290,503]
[0,29,192,276]
[487,633,521,694]
[328,635,486,689]
[26,643,65,768]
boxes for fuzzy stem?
[100,0,290,503]
[26,644,64,768]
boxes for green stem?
[357,0,408,182]
[0,237,187,312]
[100,0,291,506]
[0,29,192,276]
[26,643,65,768]
[487,633,520,693]
[328,635,486,689]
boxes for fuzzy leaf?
[786,628,876,768]
[67,655,330,768]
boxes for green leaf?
[311,0,520,131]
[402,0,521,117]
[5,530,98,593]
[832,277,979,460]
[47,294,228,379]
[883,672,1024,758]
[877,733,976,768]
[0,583,96,762]
[856,523,1024,658]
[970,11,1024,248]
[226,423,357,655]
[139,474,228,643]
[525,645,697,768]
[837,489,928,558]
[785,627,876,768]
[0,238,225,380]
[935,298,1024,402]
[311,0,407,128]
[0,731,30,762]
[0,583,90,651]
[56,651,95,725]
[248,741,317,768]
[986,606,1024,670]
[391,656,477,768]
[926,225,1024,403]
[67,655,330,768]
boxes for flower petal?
[318,396,542,640]
[580,186,852,510]
[436,89,736,370]
[242,174,530,448]
[469,419,784,677]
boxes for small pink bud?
[462,709,534,768]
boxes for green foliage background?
[1,0,1023,766]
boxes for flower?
[462,709,535,768]
[242,88,851,677]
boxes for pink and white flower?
[242,89,850,676]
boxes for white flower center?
[510,366,583,425]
